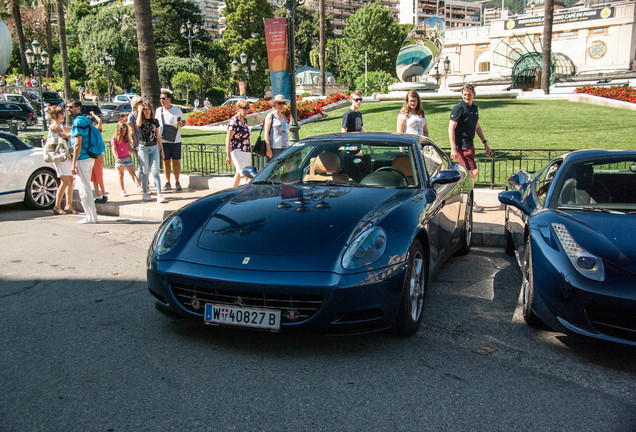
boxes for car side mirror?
[243,166,258,179]
[498,190,531,215]
[431,170,460,187]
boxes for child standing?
[341,90,364,133]
[111,121,140,197]
[89,111,108,203]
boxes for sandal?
[64,207,79,215]
[53,207,66,215]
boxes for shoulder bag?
[160,108,179,143]
[252,115,269,157]
[43,137,70,163]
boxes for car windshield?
[101,104,118,110]
[253,139,420,189]
[555,157,636,212]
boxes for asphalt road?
[1,205,635,432]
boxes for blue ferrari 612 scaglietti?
[499,149,636,346]
[147,133,474,335]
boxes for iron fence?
[102,144,572,188]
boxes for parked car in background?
[221,96,259,107]
[0,101,37,130]
[21,90,43,112]
[99,103,132,122]
[80,103,102,118]
[147,133,474,336]
[0,131,59,210]
[42,91,65,107]
[0,94,35,111]
[113,94,135,104]
[499,149,636,346]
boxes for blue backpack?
[76,115,105,158]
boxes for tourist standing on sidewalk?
[67,99,98,224]
[47,105,76,215]
[137,100,167,203]
[88,111,108,204]
[127,96,145,194]
[225,99,252,187]
[264,94,289,161]
[111,121,140,197]
[448,83,491,212]
[397,90,428,137]
[155,89,184,191]
[341,90,364,133]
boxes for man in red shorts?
[449,83,491,211]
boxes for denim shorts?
[115,156,135,168]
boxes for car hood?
[197,184,405,256]
[560,210,636,274]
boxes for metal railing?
[101,143,572,188]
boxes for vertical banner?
[238,81,245,96]
[264,17,291,100]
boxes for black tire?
[522,238,543,328]
[24,168,59,210]
[394,239,427,336]
[504,205,515,256]
[456,195,473,256]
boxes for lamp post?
[100,54,115,102]
[25,40,48,132]
[443,56,451,89]
[180,19,200,60]
[276,0,304,143]
[232,52,257,97]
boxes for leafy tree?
[52,47,86,82]
[220,0,273,96]
[76,5,139,89]
[171,71,201,106]
[274,6,334,68]
[340,1,408,85]
[151,0,206,58]
[65,0,95,49]
[157,56,204,89]
[353,70,397,94]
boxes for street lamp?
[25,40,48,132]
[232,52,258,97]
[100,54,115,102]
[180,19,200,60]
[276,0,304,143]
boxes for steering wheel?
[374,166,409,185]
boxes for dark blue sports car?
[499,149,636,346]
[147,133,473,335]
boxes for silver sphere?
[396,17,445,82]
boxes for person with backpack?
[67,99,99,224]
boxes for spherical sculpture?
[396,17,445,82]
[0,21,12,76]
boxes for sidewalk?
[71,169,505,247]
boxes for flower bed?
[574,85,636,104]
[186,92,350,126]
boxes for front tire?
[24,168,58,210]
[394,239,427,336]
[456,195,473,256]
[522,238,543,328]
[504,205,515,256]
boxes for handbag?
[252,116,268,157]
[160,108,179,143]
[43,137,70,163]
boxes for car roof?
[561,149,636,164]
[301,132,421,146]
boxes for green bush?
[205,87,227,106]
[354,71,398,95]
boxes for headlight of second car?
[152,215,183,255]
[552,223,604,282]
[342,226,387,270]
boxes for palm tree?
[37,0,55,78]
[55,0,72,102]
[541,0,555,94]
[7,0,30,76]
[319,0,325,96]
[133,0,160,107]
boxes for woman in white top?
[264,94,290,161]
[47,104,77,215]
[396,90,429,138]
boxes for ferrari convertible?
[499,149,636,346]
[147,133,473,335]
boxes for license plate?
[204,303,281,331]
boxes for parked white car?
[0,131,59,210]
[113,94,135,104]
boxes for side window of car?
[421,144,446,180]
[534,161,560,207]
[0,137,16,152]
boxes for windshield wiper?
[251,180,282,185]
[557,205,622,214]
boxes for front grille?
[586,304,636,343]
[171,281,323,324]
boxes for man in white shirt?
[155,89,184,191]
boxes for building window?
[588,40,607,59]
[589,27,609,35]
[478,62,491,72]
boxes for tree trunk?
[43,1,54,78]
[541,0,554,94]
[134,0,161,108]
[56,0,72,105]
[10,0,30,76]
[319,0,325,96]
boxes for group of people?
[226,84,492,209]
[0,74,42,89]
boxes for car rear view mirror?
[430,170,460,186]
[243,166,258,179]
[498,190,531,215]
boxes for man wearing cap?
[449,83,491,211]
[155,89,184,191]
[264,94,290,161]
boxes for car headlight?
[342,226,387,270]
[152,215,183,255]
[551,223,604,282]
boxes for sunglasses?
[352,98,362,102]
[275,101,286,105]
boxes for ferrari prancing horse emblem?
[242,257,250,264]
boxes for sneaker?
[175,181,182,191]
[77,218,96,224]
[474,204,484,213]
[120,189,128,197]
[142,193,152,201]
[136,185,143,192]
[157,195,167,203]
[102,195,108,203]
[164,182,172,191]
[94,197,103,204]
